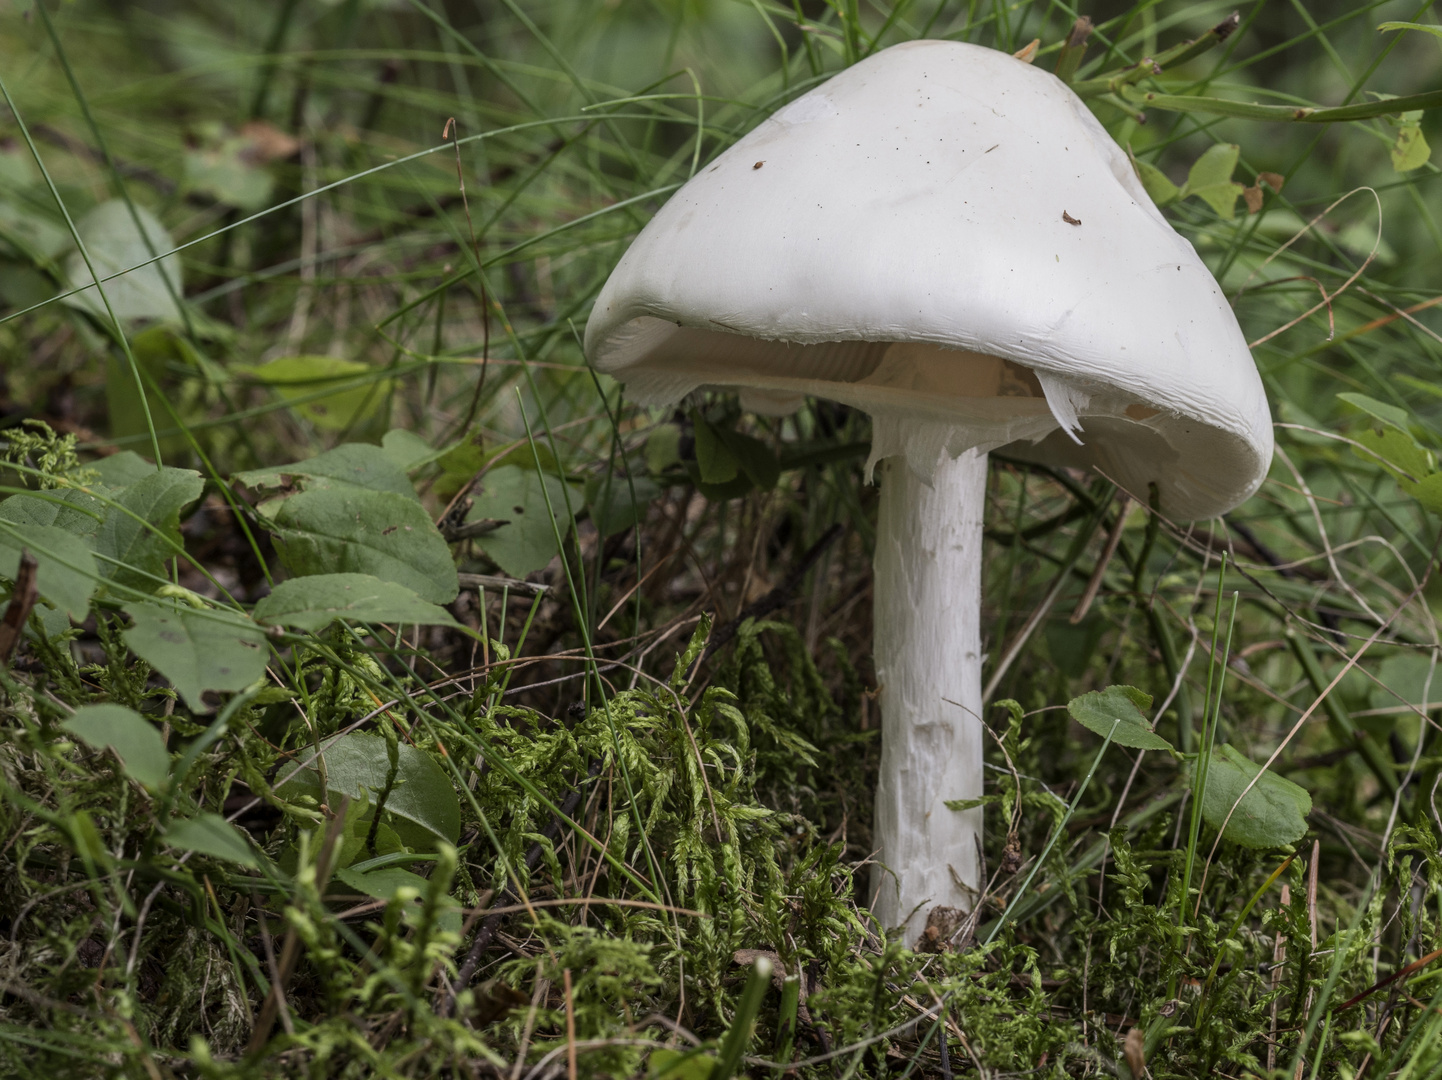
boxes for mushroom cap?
[584,39,1273,520]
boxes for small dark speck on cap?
[753,161,764,169]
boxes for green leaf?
[1392,122,1431,172]
[1185,143,1242,190]
[717,428,780,490]
[586,472,661,537]
[468,464,581,579]
[123,601,268,711]
[1338,392,1414,432]
[0,487,109,542]
[275,731,461,848]
[63,200,183,323]
[62,703,170,791]
[381,429,436,471]
[183,131,275,212]
[692,413,738,484]
[1379,21,1442,44]
[0,522,98,621]
[253,574,462,631]
[1353,426,1434,483]
[245,356,391,432]
[1197,744,1312,849]
[90,451,158,488]
[165,813,258,867]
[235,442,418,501]
[649,1048,717,1080]
[97,467,205,590]
[334,865,462,933]
[433,438,484,500]
[261,486,459,604]
[1067,685,1174,750]
[1409,472,1442,516]
[645,423,683,473]
[1133,157,1180,207]
[1180,144,1245,219]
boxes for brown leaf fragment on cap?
[1123,1027,1146,1076]
[753,161,764,169]
[1242,185,1265,214]
[1258,171,1285,194]
[1012,38,1040,64]
[1062,210,1081,226]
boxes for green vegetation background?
[3,0,1442,1077]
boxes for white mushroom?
[585,39,1272,942]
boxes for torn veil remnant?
[584,39,1272,942]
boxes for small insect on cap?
[584,39,1273,521]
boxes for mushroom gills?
[611,320,1153,479]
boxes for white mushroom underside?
[604,318,1256,515]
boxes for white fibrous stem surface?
[869,449,985,942]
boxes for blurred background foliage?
[4,0,1442,1076]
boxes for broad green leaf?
[0,487,109,541]
[1067,685,1173,750]
[685,462,756,501]
[235,442,418,500]
[1407,472,1442,516]
[1356,427,1434,484]
[1180,144,1245,219]
[63,200,183,323]
[433,438,484,499]
[381,429,435,471]
[123,601,268,711]
[246,356,391,432]
[183,130,275,211]
[1133,158,1180,207]
[1197,744,1311,849]
[649,1048,718,1080]
[692,413,738,484]
[334,865,462,933]
[165,813,258,866]
[275,731,461,848]
[262,486,459,604]
[96,467,204,590]
[1187,182,1245,220]
[586,472,661,537]
[468,465,581,579]
[253,573,462,631]
[1392,123,1431,172]
[717,427,780,490]
[90,451,157,488]
[645,423,682,473]
[0,522,98,620]
[1185,143,1242,190]
[484,439,562,476]
[1338,392,1414,432]
[62,703,170,791]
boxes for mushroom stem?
[869,449,986,941]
